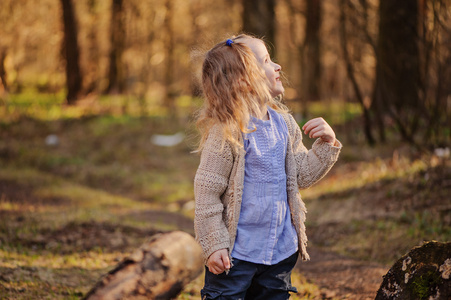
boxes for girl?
[194,34,342,300]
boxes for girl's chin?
[271,93,283,98]
[271,88,284,98]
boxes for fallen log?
[83,231,204,300]
[375,241,451,300]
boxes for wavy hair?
[195,34,289,151]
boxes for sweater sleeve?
[194,127,233,261]
[286,114,342,189]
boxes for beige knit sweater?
[194,113,342,263]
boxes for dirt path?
[295,247,389,300]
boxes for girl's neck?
[253,105,269,121]
[260,106,269,120]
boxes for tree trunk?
[376,241,451,300]
[106,0,125,94]
[242,0,276,55]
[372,72,386,142]
[84,231,204,300]
[302,0,322,102]
[371,0,420,144]
[377,0,420,110]
[85,0,100,94]
[423,0,451,147]
[0,49,7,93]
[60,0,82,104]
[285,0,309,118]
[189,0,203,98]
[339,0,375,146]
[164,0,176,115]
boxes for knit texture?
[242,110,288,183]
[194,112,341,263]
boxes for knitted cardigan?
[194,113,341,263]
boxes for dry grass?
[0,94,449,299]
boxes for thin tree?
[372,0,421,145]
[302,0,322,102]
[0,0,12,93]
[0,50,7,93]
[422,0,451,147]
[163,0,175,114]
[339,0,375,145]
[85,0,100,93]
[60,0,82,104]
[189,0,203,97]
[242,0,276,54]
[105,0,125,94]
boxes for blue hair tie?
[226,39,234,46]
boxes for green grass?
[304,155,451,264]
[0,93,203,298]
[307,100,362,125]
[0,92,449,299]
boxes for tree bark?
[163,0,176,115]
[377,0,420,110]
[372,71,386,142]
[0,49,7,93]
[376,241,451,300]
[242,0,276,55]
[302,0,322,102]
[84,231,204,300]
[339,0,375,146]
[106,0,125,94]
[60,0,82,104]
[423,0,451,146]
[189,0,203,98]
[371,0,421,144]
[85,0,100,94]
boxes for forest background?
[0,0,450,299]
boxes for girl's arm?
[194,127,233,263]
[286,114,341,189]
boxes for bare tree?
[163,0,176,114]
[242,0,276,54]
[0,49,7,93]
[85,0,101,93]
[106,0,125,94]
[60,0,83,104]
[189,0,203,97]
[339,0,375,145]
[302,0,322,102]
[422,0,451,147]
[372,0,421,145]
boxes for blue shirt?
[231,106,298,265]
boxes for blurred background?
[0,0,450,299]
[1,0,449,146]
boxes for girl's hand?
[207,249,230,275]
[302,117,336,145]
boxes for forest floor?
[294,246,387,300]
[0,96,450,299]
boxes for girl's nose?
[274,63,281,72]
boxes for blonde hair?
[195,34,289,151]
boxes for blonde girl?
[194,34,342,300]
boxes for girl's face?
[243,38,284,98]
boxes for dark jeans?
[201,252,298,300]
